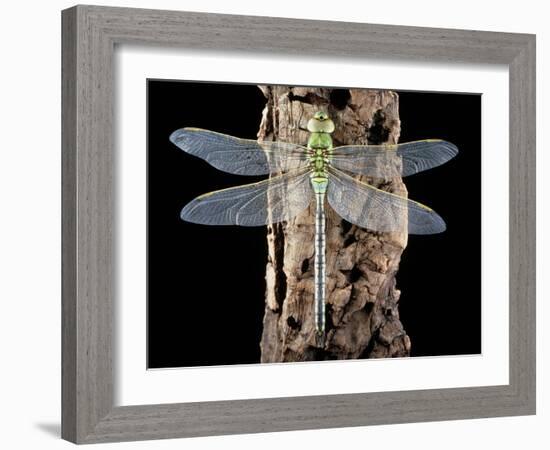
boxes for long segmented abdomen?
[314,192,326,335]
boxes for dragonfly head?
[307,111,335,134]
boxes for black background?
[147,80,481,368]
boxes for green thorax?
[307,112,334,194]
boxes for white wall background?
[0,0,546,448]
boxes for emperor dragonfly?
[170,111,458,337]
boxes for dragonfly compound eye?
[307,114,335,134]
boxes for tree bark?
[258,86,411,362]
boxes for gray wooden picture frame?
[61,4,536,444]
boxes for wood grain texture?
[62,5,114,442]
[61,4,536,444]
[61,7,77,442]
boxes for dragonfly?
[170,111,458,338]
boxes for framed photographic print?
[62,5,536,444]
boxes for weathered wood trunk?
[258,86,411,362]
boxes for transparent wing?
[330,139,458,178]
[181,168,313,226]
[327,167,446,234]
[170,127,309,175]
